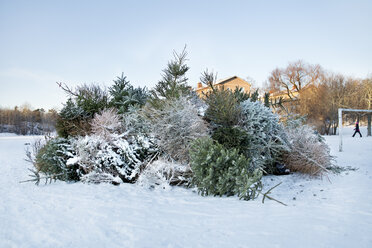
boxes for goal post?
[338,108,372,152]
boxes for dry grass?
[284,125,333,176]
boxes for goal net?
[338,108,372,152]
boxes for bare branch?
[56,82,78,97]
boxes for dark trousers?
[352,130,362,137]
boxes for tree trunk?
[333,122,338,135]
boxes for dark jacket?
[355,123,360,131]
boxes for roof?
[196,76,250,91]
[215,76,238,85]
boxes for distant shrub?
[284,125,333,176]
[189,137,263,200]
[35,138,79,181]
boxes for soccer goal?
[338,108,372,152]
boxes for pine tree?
[204,88,240,128]
[35,137,79,181]
[149,46,191,107]
[109,73,148,114]
[263,92,285,110]
[233,88,259,103]
[55,83,109,137]
[189,137,263,200]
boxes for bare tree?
[268,60,324,100]
[362,77,372,110]
[298,73,370,135]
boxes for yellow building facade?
[195,76,251,97]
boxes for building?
[195,76,251,98]
[268,84,317,103]
[268,88,299,102]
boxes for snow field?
[0,127,371,248]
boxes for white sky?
[1,0,371,110]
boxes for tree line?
[265,60,372,135]
[0,105,58,135]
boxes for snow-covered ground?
[0,132,19,137]
[0,127,371,248]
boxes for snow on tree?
[122,106,152,136]
[91,108,123,140]
[34,137,79,181]
[137,159,192,190]
[238,99,289,172]
[143,95,209,163]
[67,133,157,184]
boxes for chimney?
[197,82,202,89]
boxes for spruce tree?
[109,73,148,114]
[189,137,263,200]
[204,88,240,128]
[149,47,191,107]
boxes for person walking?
[352,121,362,137]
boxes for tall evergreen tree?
[149,46,191,107]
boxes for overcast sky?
[1,0,371,110]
